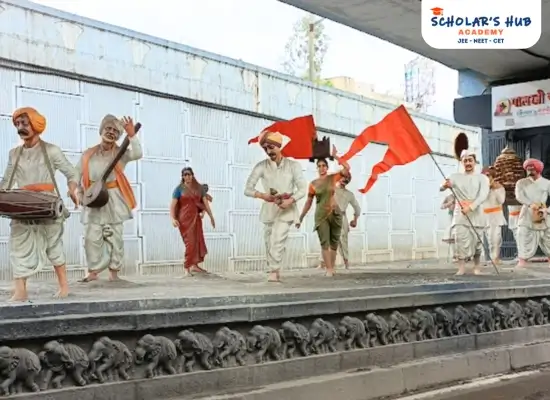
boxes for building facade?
[0,0,480,280]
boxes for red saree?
[175,183,208,269]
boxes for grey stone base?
[9,325,550,400]
[208,341,550,400]
[3,279,550,340]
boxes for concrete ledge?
[10,324,550,400]
[4,283,550,340]
[207,342,550,400]
[2,278,549,320]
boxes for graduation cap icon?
[431,7,444,16]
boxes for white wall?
[0,0,480,280]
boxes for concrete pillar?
[458,69,488,97]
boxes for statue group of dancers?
[1,107,363,302]
[440,145,550,275]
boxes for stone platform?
[2,261,550,399]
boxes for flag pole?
[429,153,500,275]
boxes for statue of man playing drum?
[1,107,79,302]
[77,114,142,283]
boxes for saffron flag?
[248,115,317,159]
[340,105,432,194]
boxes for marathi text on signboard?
[492,79,550,131]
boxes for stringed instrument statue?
[82,122,142,208]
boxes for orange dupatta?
[81,146,137,210]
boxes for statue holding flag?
[244,116,314,282]
[441,135,490,275]
[337,105,495,275]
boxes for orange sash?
[509,211,520,217]
[22,183,54,192]
[81,147,136,210]
[484,206,502,214]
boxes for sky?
[33,0,458,121]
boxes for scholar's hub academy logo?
[421,0,541,49]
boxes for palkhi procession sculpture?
[0,104,546,303]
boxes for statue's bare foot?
[108,271,120,282]
[190,265,208,274]
[473,268,482,275]
[53,289,69,299]
[455,268,466,276]
[267,272,280,282]
[316,263,325,270]
[182,268,193,278]
[79,274,98,283]
[8,294,28,302]
[325,268,335,278]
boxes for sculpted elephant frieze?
[174,329,214,372]
[88,337,132,383]
[0,346,40,396]
[364,313,390,346]
[338,316,367,350]
[433,307,455,338]
[410,309,436,341]
[212,327,247,368]
[134,334,177,378]
[246,325,283,363]
[279,321,311,358]
[39,340,89,390]
[309,318,338,354]
[388,311,411,343]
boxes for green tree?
[282,14,330,83]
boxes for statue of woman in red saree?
[170,167,215,276]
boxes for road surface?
[399,369,550,400]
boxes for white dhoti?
[84,222,124,273]
[507,206,521,244]
[453,224,483,260]
[10,220,65,278]
[339,215,350,261]
[485,225,502,260]
[263,220,292,271]
[517,226,550,259]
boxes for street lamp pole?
[307,18,324,82]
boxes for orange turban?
[12,107,46,134]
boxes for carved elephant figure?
[212,327,247,368]
[453,305,475,335]
[364,313,391,346]
[524,300,545,326]
[338,316,367,350]
[88,337,132,383]
[278,321,311,358]
[39,340,90,390]
[491,302,512,330]
[472,304,495,333]
[174,329,214,373]
[410,309,436,341]
[388,311,411,343]
[541,298,550,323]
[246,325,283,363]
[509,301,527,328]
[0,346,40,396]
[309,318,338,354]
[134,334,177,378]
[433,307,455,338]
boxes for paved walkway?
[0,259,546,305]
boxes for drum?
[0,190,64,221]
